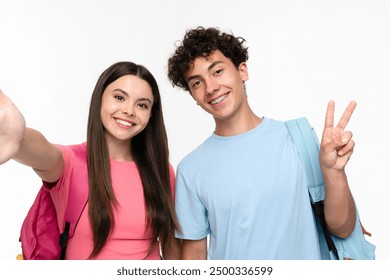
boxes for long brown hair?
[86,61,179,258]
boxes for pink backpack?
[19,144,89,260]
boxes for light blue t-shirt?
[175,117,321,259]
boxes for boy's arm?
[181,238,207,260]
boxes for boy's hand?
[320,100,357,172]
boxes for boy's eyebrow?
[186,61,223,82]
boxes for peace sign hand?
[319,100,357,172]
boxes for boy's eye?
[214,69,223,75]
[191,80,201,89]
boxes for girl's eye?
[138,103,149,109]
[114,95,124,101]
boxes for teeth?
[117,119,133,127]
[211,95,226,105]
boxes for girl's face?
[100,74,154,145]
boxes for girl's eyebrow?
[137,97,153,104]
[113,88,153,104]
[113,88,129,96]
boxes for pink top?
[48,143,175,260]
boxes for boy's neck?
[214,109,263,136]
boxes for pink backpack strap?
[59,144,89,259]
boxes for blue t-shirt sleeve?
[175,165,210,240]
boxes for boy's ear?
[239,62,249,81]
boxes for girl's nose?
[122,105,135,117]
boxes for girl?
[0,61,180,259]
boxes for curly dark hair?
[167,26,249,92]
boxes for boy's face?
[184,50,249,121]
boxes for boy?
[167,26,356,259]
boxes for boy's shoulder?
[177,117,288,168]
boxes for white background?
[0,0,388,262]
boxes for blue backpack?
[285,117,375,260]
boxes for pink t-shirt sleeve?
[42,144,75,229]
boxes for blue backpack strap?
[285,117,340,260]
[285,117,324,203]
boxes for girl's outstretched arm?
[0,90,63,183]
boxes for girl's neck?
[106,139,133,162]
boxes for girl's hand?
[0,90,26,164]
